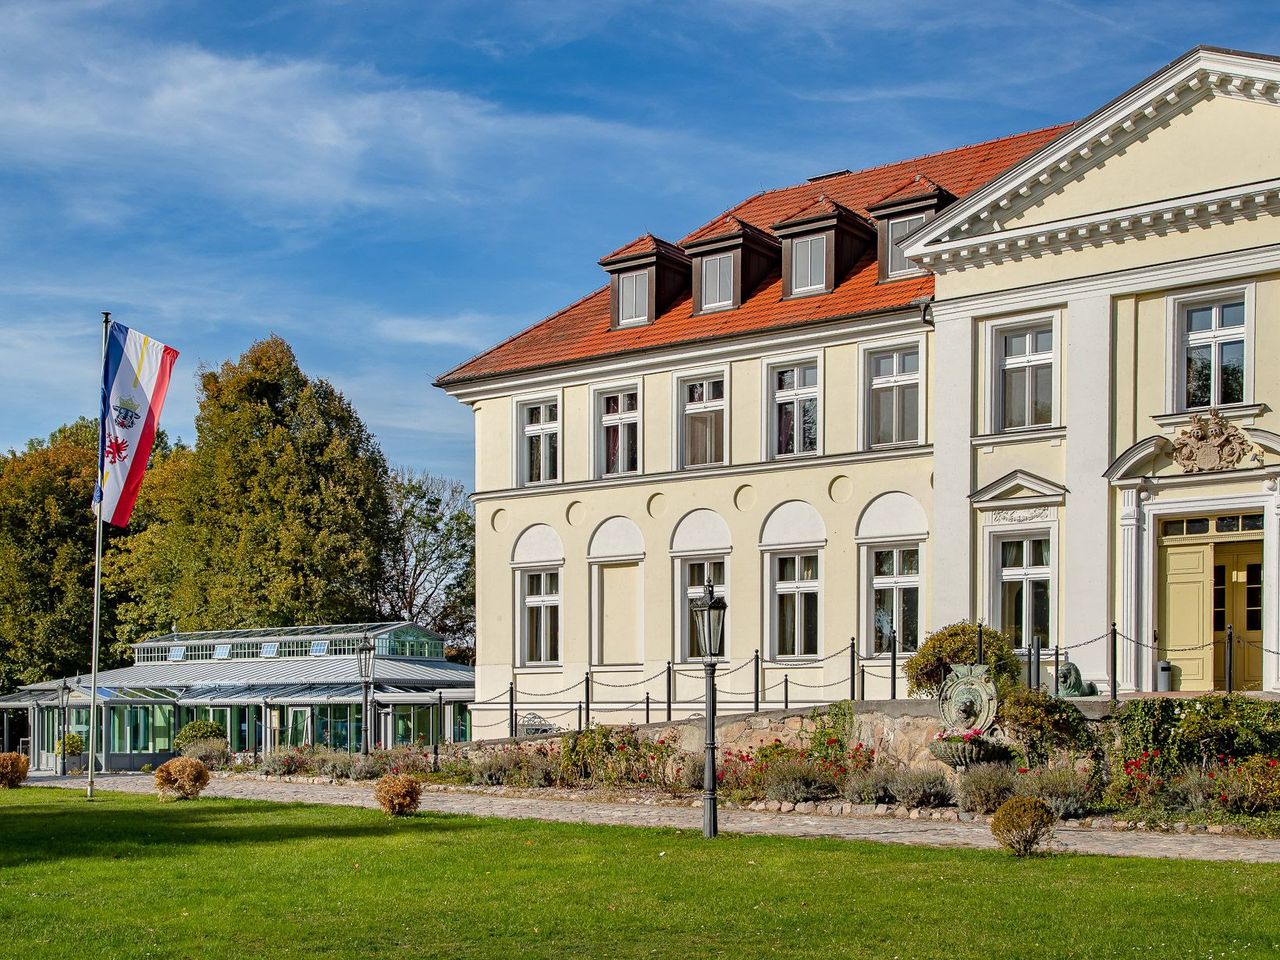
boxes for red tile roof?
[437,122,1073,387]
[868,173,951,208]
[682,214,777,248]
[772,193,867,229]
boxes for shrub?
[1015,765,1092,819]
[54,732,85,756]
[470,748,524,786]
[1219,756,1280,815]
[559,725,677,788]
[761,757,832,804]
[904,622,1020,698]
[0,752,30,788]
[1104,752,1167,809]
[154,757,210,800]
[1166,765,1219,813]
[374,773,421,816]
[181,738,230,769]
[313,750,354,781]
[999,688,1094,766]
[173,719,227,753]
[892,769,952,808]
[350,754,386,781]
[677,752,704,791]
[841,764,897,804]
[1114,695,1280,771]
[956,763,1016,814]
[991,796,1055,857]
[140,763,154,774]
[260,750,310,777]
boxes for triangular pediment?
[971,470,1067,507]
[904,47,1280,271]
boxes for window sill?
[519,479,561,489]
[971,426,1065,448]
[514,664,563,674]
[866,440,923,453]
[597,470,642,481]
[783,287,830,301]
[769,451,821,462]
[589,663,645,673]
[1152,403,1265,428]
[766,655,822,666]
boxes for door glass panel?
[1246,563,1263,632]
[900,587,919,652]
[1216,515,1240,533]
[1186,518,1210,535]
[1213,564,1226,633]
[873,589,893,654]
[1220,340,1245,405]
[1001,581,1024,648]
[777,594,797,656]
[1030,579,1050,650]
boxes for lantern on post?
[690,578,727,839]
[356,638,375,757]
[58,678,72,776]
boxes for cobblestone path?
[38,773,1280,863]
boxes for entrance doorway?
[1158,511,1264,691]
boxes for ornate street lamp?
[357,638,375,757]
[690,578,727,839]
[58,678,72,777]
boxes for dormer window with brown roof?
[865,175,956,282]
[681,216,780,316]
[771,194,874,299]
[599,234,690,330]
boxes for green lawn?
[3,788,1279,959]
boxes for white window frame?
[1165,283,1255,414]
[886,214,927,278]
[865,343,922,449]
[764,355,822,460]
[676,556,729,662]
[592,382,643,479]
[518,566,562,666]
[791,234,827,294]
[618,270,649,327]
[866,542,923,657]
[675,370,728,469]
[701,253,734,311]
[983,311,1060,435]
[515,395,561,487]
[768,550,822,659]
[989,530,1055,653]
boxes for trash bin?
[1157,660,1173,692]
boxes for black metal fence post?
[753,649,760,713]
[890,634,898,701]
[1053,646,1061,697]
[584,673,592,727]
[1226,624,1235,695]
[783,674,789,710]
[577,702,582,732]
[976,622,984,666]
[858,665,865,701]
[507,681,515,737]
[850,638,857,702]
[1109,622,1119,704]
[645,691,651,725]
[1032,638,1042,691]
[666,661,673,721]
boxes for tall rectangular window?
[701,254,733,310]
[520,399,559,485]
[1182,298,1246,410]
[619,270,649,326]
[681,376,725,467]
[998,536,1051,651]
[683,558,727,660]
[887,214,926,276]
[771,362,819,458]
[775,553,819,657]
[521,570,561,664]
[872,546,920,654]
[791,235,826,293]
[999,325,1053,430]
[599,388,640,476]
[868,346,920,447]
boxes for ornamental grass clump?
[173,719,227,753]
[181,737,230,769]
[991,795,1055,857]
[1014,765,1092,819]
[374,773,421,816]
[761,757,832,804]
[154,757,210,801]
[956,763,1017,814]
[841,764,897,804]
[891,769,952,808]
[0,752,30,788]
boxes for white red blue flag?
[95,322,179,527]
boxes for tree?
[109,336,392,641]
[377,469,475,661]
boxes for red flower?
[1269,759,1278,768]
[1220,793,1229,802]
[1018,767,1029,775]
[826,737,838,746]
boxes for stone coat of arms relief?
[1171,410,1264,473]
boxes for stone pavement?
[36,772,1280,863]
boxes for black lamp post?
[690,578,727,839]
[58,678,72,776]
[357,638,375,757]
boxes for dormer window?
[618,271,649,326]
[791,235,826,293]
[886,214,926,277]
[701,254,733,310]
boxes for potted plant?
[929,728,1004,769]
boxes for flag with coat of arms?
[95,321,179,527]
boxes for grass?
[3,788,1280,959]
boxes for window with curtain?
[774,552,819,657]
[520,399,559,485]
[683,558,727,660]
[1181,298,1246,410]
[998,536,1051,650]
[868,346,919,447]
[771,362,818,457]
[999,324,1053,430]
[871,546,920,654]
[680,376,725,467]
[521,569,561,664]
[599,388,639,476]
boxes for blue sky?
[1,1,1277,485]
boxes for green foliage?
[173,719,227,753]
[557,725,677,788]
[840,764,897,804]
[1164,765,1220,814]
[470,745,560,787]
[999,687,1094,766]
[1113,695,1280,770]
[956,763,1016,814]
[891,769,952,808]
[180,738,230,769]
[903,622,1020,698]
[1014,766,1093,819]
[1219,756,1280,816]
[804,701,857,762]
[55,732,85,756]
[761,757,835,804]
[991,795,1056,856]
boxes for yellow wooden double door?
[1159,540,1263,691]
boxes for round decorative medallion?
[490,508,508,532]
[565,501,583,526]
[938,665,998,734]
[646,493,666,518]
[733,484,756,511]
[828,475,853,504]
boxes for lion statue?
[1056,660,1099,698]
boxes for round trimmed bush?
[991,795,1055,857]
[54,732,85,756]
[374,773,422,816]
[904,622,1020,698]
[0,752,30,788]
[154,757,210,800]
[173,719,227,753]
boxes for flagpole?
[86,311,110,801]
